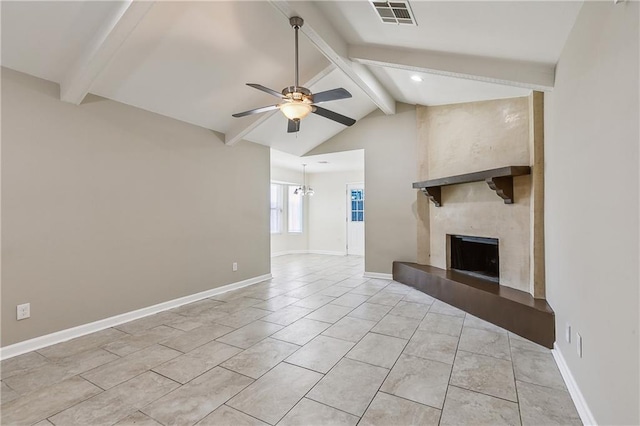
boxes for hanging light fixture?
[293,164,314,196]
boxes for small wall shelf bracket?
[485,176,514,204]
[420,187,441,207]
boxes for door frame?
[346,182,365,256]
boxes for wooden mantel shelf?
[412,166,531,206]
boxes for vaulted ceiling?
[1,1,583,156]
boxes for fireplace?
[450,235,499,283]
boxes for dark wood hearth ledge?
[393,261,555,348]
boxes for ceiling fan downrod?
[290,17,304,89]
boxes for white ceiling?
[369,67,531,106]
[1,1,583,155]
[271,148,364,173]
[316,1,582,63]
[90,1,329,134]
[0,1,124,83]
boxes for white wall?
[544,2,639,424]
[270,166,308,256]
[1,69,271,347]
[307,103,418,274]
[308,170,365,255]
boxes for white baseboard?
[271,250,309,257]
[552,344,597,425]
[272,250,346,257]
[364,271,393,280]
[307,250,346,256]
[0,273,272,361]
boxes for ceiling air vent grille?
[371,1,417,26]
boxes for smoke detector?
[370,1,417,26]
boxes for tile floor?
[0,254,582,425]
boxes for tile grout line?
[508,332,525,426]
[272,283,401,423]
[221,403,275,425]
[227,275,421,423]
[441,309,466,426]
[447,349,519,404]
[46,367,182,425]
[208,303,365,424]
[377,389,442,411]
[352,297,432,422]
[446,384,524,406]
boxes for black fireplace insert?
[450,235,499,283]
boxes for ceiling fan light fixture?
[280,101,313,121]
[231,16,356,133]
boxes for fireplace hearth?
[450,235,499,283]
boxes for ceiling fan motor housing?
[283,86,313,102]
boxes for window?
[351,189,364,222]
[270,184,283,233]
[288,185,303,233]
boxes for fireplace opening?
[450,235,499,283]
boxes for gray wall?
[545,2,639,424]
[307,103,417,274]
[1,69,271,347]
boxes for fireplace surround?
[395,94,553,347]
[414,95,545,296]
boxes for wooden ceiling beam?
[60,1,154,105]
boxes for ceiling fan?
[232,16,356,133]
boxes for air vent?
[371,1,417,26]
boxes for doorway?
[347,183,365,256]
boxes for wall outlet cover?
[232,262,238,272]
[576,332,583,358]
[565,323,572,343]
[17,303,30,320]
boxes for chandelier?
[293,164,314,196]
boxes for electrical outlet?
[565,323,572,343]
[576,332,583,358]
[232,262,238,272]
[17,303,30,320]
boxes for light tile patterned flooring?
[1,255,582,425]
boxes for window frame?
[270,183,284,234]
[350,189,365,222]
[287,184,304,234]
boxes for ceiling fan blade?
[312,88,352,104]
[247,83,284,98]
[232,105,279,118]
[287,119,300,133]
[312,106,356,127]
